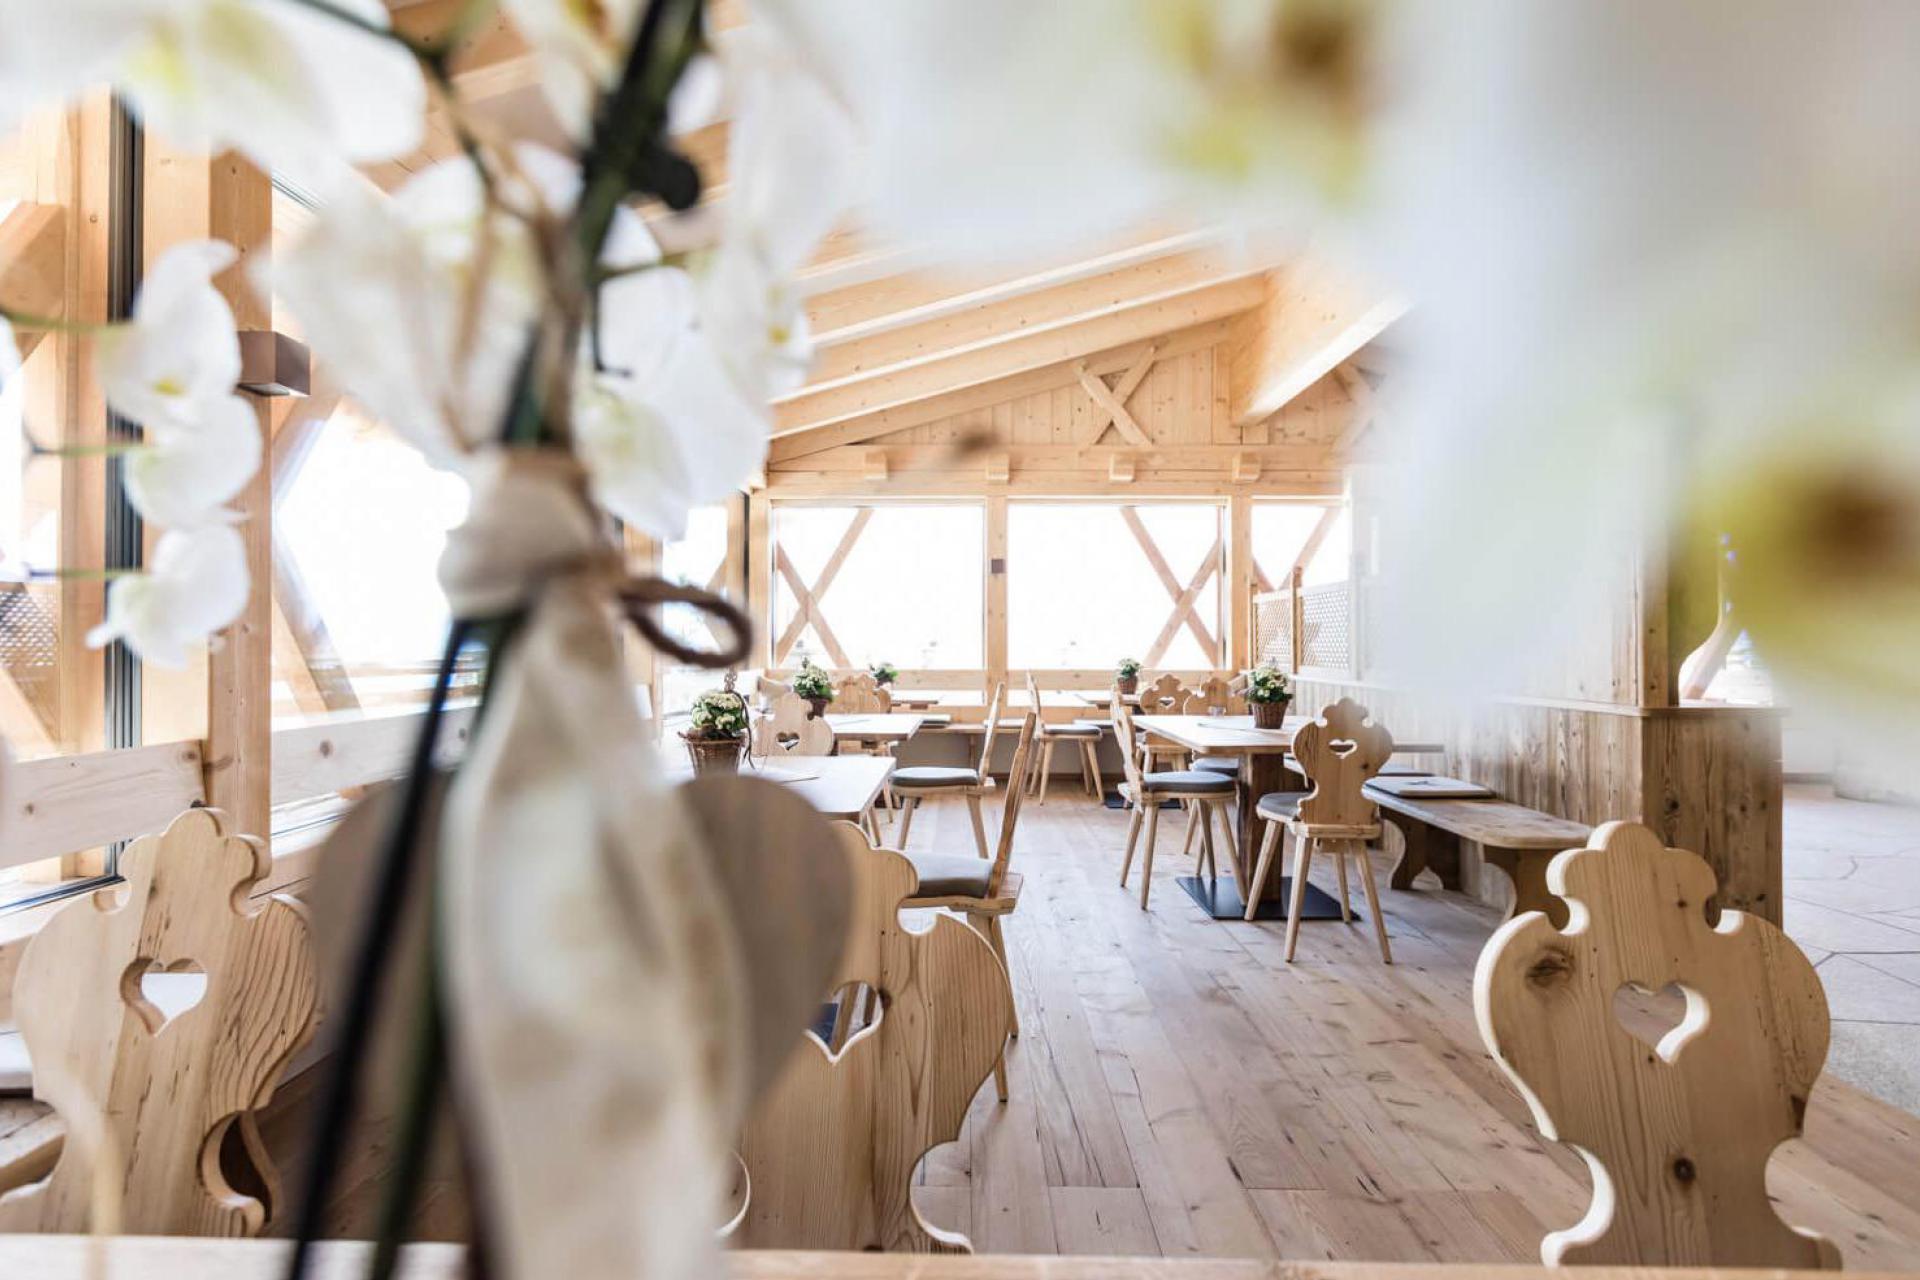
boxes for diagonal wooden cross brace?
[773,508,873,666]
[1119,507,1222,665]
[1078,345,1157,447]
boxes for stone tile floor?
[1785,782,1920,1113]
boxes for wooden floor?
[103,787,1920,1264]
[887,791,1920,1266]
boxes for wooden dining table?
[823,713,926,747]
[1,1235,1885,1279]
[672,755,895,825]
[1136,715,1445,922]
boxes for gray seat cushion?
[1256,791,1303,821]
[1140,770,1235,794]
[1044,721,1103,737]
[891,765,981,788]
[907,851,991,897]
[1193,755,1241,774]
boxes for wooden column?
[1225,494,1253,673]
[747,490,771,669]
[984,495,1007,699]
[144,142,273,838]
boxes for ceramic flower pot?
[805,696,831,719]
[1117,676,1139,695]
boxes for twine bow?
[439,449,750,669]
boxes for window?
[1007,503,1222,670]
[771,504,983,670]
[271,404,474,725]
[1250,500,1347,590]
[656,503,734,718]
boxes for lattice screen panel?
[1300,581,1351,670]
[1253,592,1295,672]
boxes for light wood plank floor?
[241,788,1920,1265]
[892,792,1920,1266]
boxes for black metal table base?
[1176,874,1350,922]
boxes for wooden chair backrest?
[1291,698,1391,831]
[1474,822,1837,1268]
[833,672,892,714]
[0,808,316,1235]
[753,687,834,757]
[975,682,1006,776]
[987,714,1038,896]
[1111,692,1147,793]
[736,823,1015,1251]
[1137,673,1192,715]
[1184,675,1244,716]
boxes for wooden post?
[747,490,771,669]
[985,495,1008,701]
[1289,566,1304,673]
[144,141,273,838]
[1226,495,1252,674]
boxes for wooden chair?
[751,684,834,758]
[1475,821,1839,1268]
[734,822,1015,1252]
[0,808,316,1235]
[1022,674,1102,802]
[1181,676,1248,852]
[890,682,1005,859]
[1243,697,1393,962]
[1112,694,1235,910]
[903,712,1037,1101]
[833,671,893,714]
[1134,673,1194,773]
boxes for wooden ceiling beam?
[1228,257,1407,428]
[766,315,1236,462]
[773,273,1265,437]
[806,228,1225,345]
[808,245,1264,386]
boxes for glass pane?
[772,505,984,669]
[272,404,472,724]
[657,504,733,717]
[1007,503,1222,670]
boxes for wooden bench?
[1363,786,1591,926]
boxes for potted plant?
[1115,658,1142,695]
[681,684,751,773]
[1244,664,1292,729]
[869,661,899,688]
[790,660,835,718]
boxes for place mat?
[1367,775,1494,799]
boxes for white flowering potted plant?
[682,684,750,774]
[1245,664,1293,729]
[789,659,835,718]
[1115,658,1143,696]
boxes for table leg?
[1481,845,1569,928]
[1237,753,1289,901]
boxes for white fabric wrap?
[438,450,750,1280]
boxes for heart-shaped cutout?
[1612,980,1706,1062]
[1328,737,1359,757]
[121,957,208,1034]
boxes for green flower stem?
[0,305,104,335]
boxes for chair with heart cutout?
[0,807,316,1235]
[1474,821,1839,1268]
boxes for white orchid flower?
[0,0,425,181]
[98,239,244,430]
[1367,1,1920,722]
[581,264,767,539]
[273,147,602,464]
[123,396,261,528]
[87,524,250,668]
[761,0,1377,261]
[684,25,857,401]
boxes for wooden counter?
[1,1237,1910,1279]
